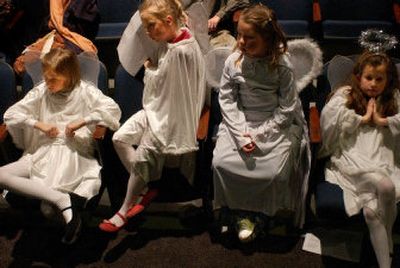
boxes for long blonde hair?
[139,0,187,26]
[42,48,81,91]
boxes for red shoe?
[99,212,127,233]
[126,189,159,219]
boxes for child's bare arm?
[34,121,59,138]
[65,119,86,137]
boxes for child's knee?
[0,166,10,186]
[377,178,395,200]
[112,138,130,149]
[363,207,378,223]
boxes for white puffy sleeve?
[4,86,43,129]
[82,83,121,131]
[319,87,362,157]
[219,56,252,148]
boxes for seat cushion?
[315,181,348,220]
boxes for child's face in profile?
[359,64,387,98]
[140,10,176,42]
[237,19,268,58]
[44,70,68,93]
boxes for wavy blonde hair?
[139,0,187,26]
[42,48,81,91]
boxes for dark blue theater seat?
[0,60,16,124]
[113,64,144,123]
[254,0,312,38]
[96,0,139,40]
[319,0,396,40]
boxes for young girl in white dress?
[320,51,400,268]
[99,0,206,232]
[212,4,310,242]
[0,48,121,244]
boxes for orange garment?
[49,0,97,53]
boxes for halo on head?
[358,29,398,53]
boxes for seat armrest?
[197,105,210,141]
[0,124,8,143]
[93,125,107,140]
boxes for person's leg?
[0,159,73,223]
[363,207,391,268]
[375,177,397,255]
[113,140,137,173]
[105,170,147,228]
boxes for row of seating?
[0,59,209,211]
[95,0,400,40]
[1,54,399,224]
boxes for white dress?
[213,51,310,226]
[320,86,400,218]
[4,81,121,199]
[113,29,206,183]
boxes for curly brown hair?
[346,51,399,117]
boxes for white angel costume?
[113,28,206,183]
[117,1,211,77]
[212,51,311,226]
[4,80,121,199]
[319,86,400,218]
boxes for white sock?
[0,159,72,223]
[364,207,391,268]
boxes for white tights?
[0,158,72,223]
[107,140,146,227]
[363,177,396,268]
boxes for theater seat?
[256,0,313,38]
[318,0,396,40]
[96,0,139,40]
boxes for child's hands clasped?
[361,98,388,126]
[35,122,60,138]
[65,119,86,137]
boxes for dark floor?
[1,201,397,268]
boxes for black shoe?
[61,193,86,245]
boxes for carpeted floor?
[0,201,392,268]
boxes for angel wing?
[185,0,211,54]
[24,50,101,88]
[323,54,400,91]
[326,55,355,90]
[117,0,212,77]
[287,39,323,92]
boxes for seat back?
[22,58,109,96]
[318,0,395,39]
[113,64,144,123]
[0,61,16,124]
[254,0,312,38]
[96,0,139,40]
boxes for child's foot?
[126,189,159,219]
[99,212,127,233]
[237,218,256,242]
[61,193,86,244]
